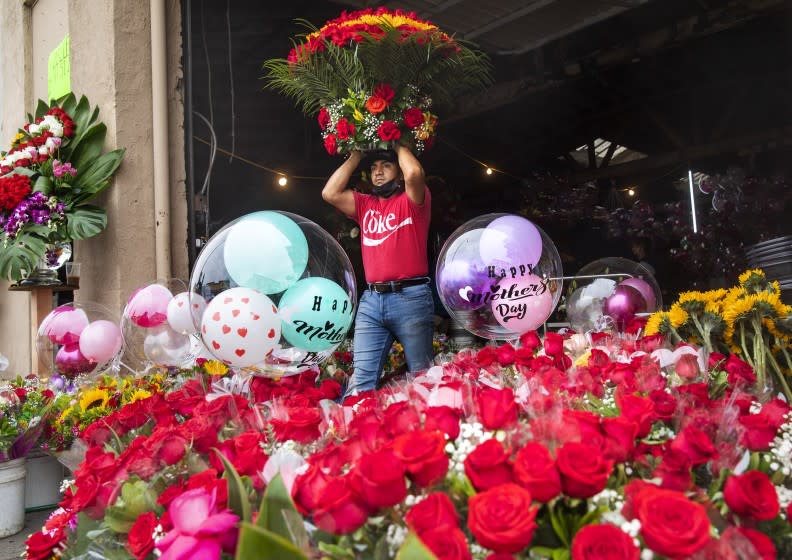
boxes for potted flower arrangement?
[264,8,492,155]
[0,94,125,283]
[0,375,54,537]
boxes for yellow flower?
[79,388,109,411]
[739,268,766,286]
[575,350,592,367]
[204,360,229,376]
[668,304,689,328]
[352,108,364,123]
[127,389,152,404]
[723,294,759,326]
[57,406,74,423]
[644,311,667,336]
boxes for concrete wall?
[0,0,187,378]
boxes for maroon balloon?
[619,278,657,312]
[55,343,94,378]
[603,285,646,329]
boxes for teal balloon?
[223,212,308,294]
[278,277,354,352]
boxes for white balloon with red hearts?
[200,287,281,367]
[167,292,207,334]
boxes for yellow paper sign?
[48,34,71,101]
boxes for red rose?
[365,96,388,114]
[495,343,516,366]
[724,354,757,385]
[403,107,424,128]
[601,417,639,463]
[519,330,541,353]
[25,527,65,560]
[351,449,407,509]
[557,442,613,498]
[571,524,639,560]
[377,120,401,141]
[312,478,369,535]
[324,133,338,155]
[543,332,564,356]
[723,470,780,521]
[424,406,461,440]
[228,431,267,476]
[293,464,332,513]
[653,448,692,491]
[464,439,513,492]
[383,401,421,437]
[649,389,677,421]
[335,117,356,140]
[419,527,472,560]
[127,511,157,559]
[318,107,330,130]
[467,483,537,554]
[740,412,779,451]
[272,406,322,443]
[631,485,711,558]
[475,387,518,430]
[405,492,459,535]
[617,394,656,438]
[723,527,777,560]
[513,442,561,502]
[391,430,449,487]
[476,346,498,367]
[374,83,395,103]
[670,424,717,466]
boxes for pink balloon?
[126,285,173,328]
[603,285,646,329]
[42,307,89,345]
[619,278,657,312]
[79,320,123,363]
[490,273,555,333]
[55,344,93,378]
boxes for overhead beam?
[568,126,792,183]
[465,0,558,39]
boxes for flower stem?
[764,348,792,402]
[739,323,754,368]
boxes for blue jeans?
[345,283,434,396]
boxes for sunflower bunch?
[43,373,169,452]
[646,269,792,400]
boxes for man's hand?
[396,145,426,205]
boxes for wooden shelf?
[8,284,79,292]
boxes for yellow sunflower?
[739,268,766,286]
[203,360,229,376]
[79,388,110,411]
[644,311,668,336]
[57,406,74,424]
[668,303,689,328]
[127,389,152,404]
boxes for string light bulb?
[277,175,288,187]
[485,167,493,175]
[627,188,635,197]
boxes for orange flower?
[365,96,388,114]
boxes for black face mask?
[372,178,401,198]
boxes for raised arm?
[396,144,426,205]
[321,151,361,217]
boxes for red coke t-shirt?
[352,187,431,283]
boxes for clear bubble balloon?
[189,211,357,377]
[122,279,197,368]
[436,213,563,340]
[566,257,662,332]
[37,302,123,380]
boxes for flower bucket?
[25,450,65,509]
[0,457,26,537]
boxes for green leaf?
[396,533,437,560]
[213,448,252,522]
[34,99,49,120]
[69,122,108,171]
[318,541,356,559]
[0,231,47,282]
[235,522,309,560]
[59,93,78,116]
[33,174,53,195]
[71,148,125,203]
[65,205,107,240]
[71,95,93,137]
[8,166,36,177]
[549,503,570,547]
[257,473,308,547]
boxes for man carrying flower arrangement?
[322,145,433,397]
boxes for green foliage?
[66,205,107,240]
[213,449,252,522]
[103,479,157,533]
[395,533,437,560]
[0,231,47,282]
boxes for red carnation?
[0,174,32,211]
[377,120,401,141]
[373,82,395,103]
[317,107,331,130]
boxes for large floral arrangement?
[0,94,125,281]
[646,269,792,402]
[26,322,792,560]
[0,375,54,462]
[265,8,492,155]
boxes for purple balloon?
[438,260,490,311]
[619,278,657,312]
[603,285,647,329]
[79,320,123,363]
[479,215,542,269]
[55,344,94,378]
